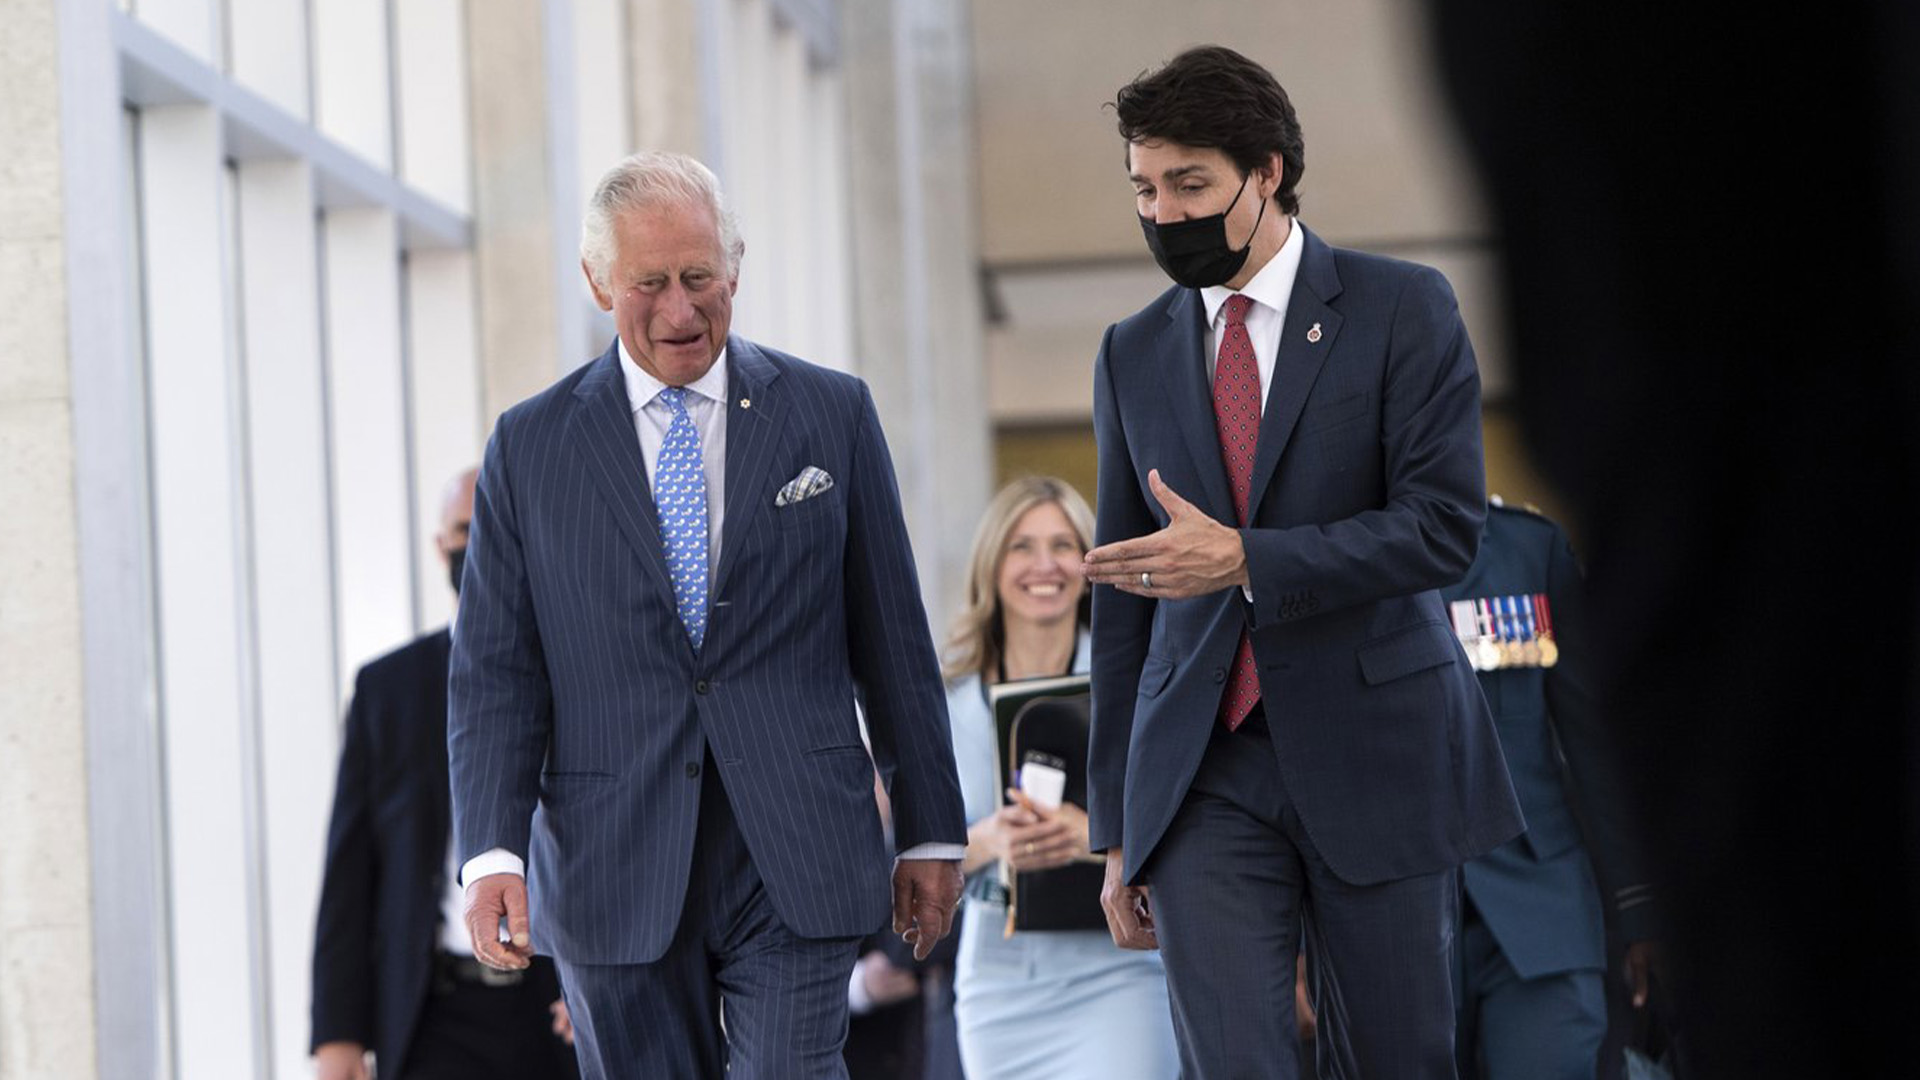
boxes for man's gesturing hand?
[464,872,534,971]
[1083,470,1248,599]
[892,858,963,961]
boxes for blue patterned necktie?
[654,387,709,650]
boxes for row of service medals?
[1450,593,1559,671]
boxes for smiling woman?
[937,477,1180,1080]
[943,477,1091,686]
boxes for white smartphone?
[1018,753,1067,811]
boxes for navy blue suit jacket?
[1444,503,1657,978]
[312,630,561,1071]
[449,337,966,965]
[1088,225,1524,886]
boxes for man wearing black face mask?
[311,466,580,1080]
[1082,46,1522,1079]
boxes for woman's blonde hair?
[942,476,1095,683]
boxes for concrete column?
[465,2,563,418]
[0,2,100,1078]
[628,0,707,158]
[841,0,991,632]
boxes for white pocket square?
[775,466,835,507]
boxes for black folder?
[986,676,1107,933]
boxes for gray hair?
[580,152,744,290]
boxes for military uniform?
[1442,499,1657,1079]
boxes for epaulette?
[1488,494,1547,518]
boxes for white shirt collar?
[1201,216,1305,326]
[617,337,731,414]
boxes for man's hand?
[1294,953,1317,1041]
[464,872,534,971]
[313,1041,371,1080]
[549,998,575,1047]
[891,858,963,961]
[1624,939,1663,1008]
[1083,470,1248,599]
[1100,849,1157,950]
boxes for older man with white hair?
[449,151,966,1078]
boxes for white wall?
[322,207,417,692]
[137,103,266,1079]
[79,5,484,1076]
[236,158,344,1080]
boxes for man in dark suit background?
[310,467,577,1080]
[1081,46,1523,1079]
[1443,498,1658,1079]
[450,151,966,1078]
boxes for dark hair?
[1113,45,1306,216]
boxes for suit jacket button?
[694,679,710,695]
[686,761,701,778]
[1212,668,1226,684]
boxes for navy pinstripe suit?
[449,336,966,1074]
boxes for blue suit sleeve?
[1239,267,1487,625]
[448,419,553,868]
[1088,324,1157,853]
[842,383,966,852]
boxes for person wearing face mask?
[1080,46,1523,1079]
[310,467,579,1080]
[942,477,1179,1080]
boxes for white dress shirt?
[461,342,957,893]
[620,337,730,569]
[1200,214,1305,407]
[1198,217,1304,603]
[439,840,477,955]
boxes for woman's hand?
[963,792,1095,875]
[963,800,1039,875]
[1002,789,1092,872]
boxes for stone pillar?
[841,0,992,632]
[0,2,100,1078]
[629,0,708,158]
[466,1,565,418]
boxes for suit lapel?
[1153,291,1237,525]
[711,336,787,600]
[565,344,675,596]
[1246,226,1345,523]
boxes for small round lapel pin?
[1307,322,1323,344]
[739,397,751,409]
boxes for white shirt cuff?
[460,847,525,888]
[1242,585,1255,603]
[466,842,959,881]
[897,842,966,861]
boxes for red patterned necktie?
[1213,293,1262,731]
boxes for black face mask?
[448,546,467,596]
[1137,171,1268,289]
